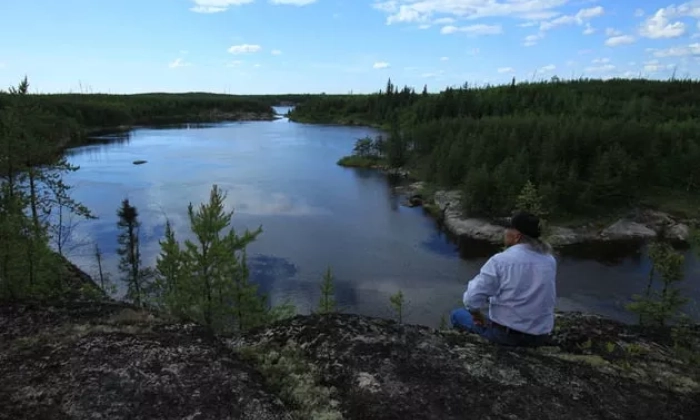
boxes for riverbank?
[394,181,696,248]
[2,297,698,419]
[79,110,276,143]
[333,149,697,249]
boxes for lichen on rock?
[2,303,699,419]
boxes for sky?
[0,0,699,94]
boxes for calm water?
[61,109,700,326]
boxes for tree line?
[290,77,700,219]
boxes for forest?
[0,89,312,147]
[0,76,697,338]
[289,78,700,220]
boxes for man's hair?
[519,234,553,255]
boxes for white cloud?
[168,58,192,68]
[605,28,622,36]
[373,0,567,24]
[539,6,604,31]
[538,64,556,73]
[271,49,282,55]
[497,67,514,73]
[592,57,610,64]
[582,23,595,35]
[419,24,431,29]
[523,33,544,46]
[440,56,449,61]
[433,17,455,24]
[440,24,502,35]
[605,35,635,46]
[269,0,317,5]
[467,47,480,55]
[226,60,244,67]
[253,63,262,67]
[639,8,686,39]
[566,60,576,66]
[190,0,253,13]
[634,9,645,18]
[585,64,615,72]
[373,61,390,69]
[518,21,538,27]
[650,43,700,57]
[643,59,676,72]
[228,44,262,54]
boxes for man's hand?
[469,309,486,327]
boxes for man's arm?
[463,257,500,324]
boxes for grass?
[337,155,383,168]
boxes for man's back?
[485,244,557,335]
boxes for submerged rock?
[3,302,698,419]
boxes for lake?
[61,108,700,327]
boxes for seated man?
[451,211,557,347]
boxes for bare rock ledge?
[2,301,699,419]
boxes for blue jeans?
[450,308,549,347]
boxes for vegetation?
[290,78,700,219]
[317,267,337,314]
[0,78,97,301]
[0,92,275,131]
[626,241,688,326]
[150,185,270,332]
[389,290,406,324]
[116,199,150,307]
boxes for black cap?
[509,211,541,238]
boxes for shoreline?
[331,153,696,251]
[80,111,276,140]
[394,180,695,250]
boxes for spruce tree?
[116,198,145,306]
[318,266,336,314]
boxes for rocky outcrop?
[3,301,698,419]
[397,182,695,247]
[237,312,700,419]
[0,301,291,420]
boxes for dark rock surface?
[2,301,699,419]
[234,313,700,420]
[0,301,291,420]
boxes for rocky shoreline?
[396,181,695,248]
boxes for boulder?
[599,220,657,241]
[664,223,691,242]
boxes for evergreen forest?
[290,78,700,219]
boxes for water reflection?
[59,121,700,327]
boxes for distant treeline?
[289,78,700,219]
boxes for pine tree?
[180,184,263,331]
[155,220,187,314]
[318,266,336,314]
[389,290,406,324]
[116,198,145,306]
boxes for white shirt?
[463,243,557,335]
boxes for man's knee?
[450,308,473,331]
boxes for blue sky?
[1,0,699,94]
